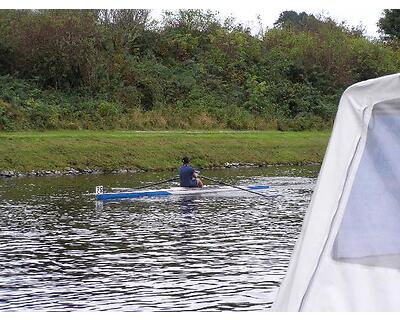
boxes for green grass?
[0,130,331,173]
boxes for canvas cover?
[272,73,400,311]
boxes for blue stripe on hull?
[96,190,172,200]
[248,185,270,190]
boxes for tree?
[162,9,220,33]
[11,10,100,89]
[98,9,152,52]
[274,11,319,31]
[378,9,400,41]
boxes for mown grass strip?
[0,130,331,173]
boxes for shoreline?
[0,161,321,178]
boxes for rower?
[179,156,204,188]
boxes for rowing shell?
[95,185,270,201]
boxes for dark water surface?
[0,166,319,311]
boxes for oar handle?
[199,175,271,198]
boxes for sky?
[2,0,399,38]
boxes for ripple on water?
[0,167,318,311]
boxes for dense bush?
[0,9,399,131]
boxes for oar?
[199,175,272,198]
[112,176,180,191]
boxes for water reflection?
[0,166,318,311]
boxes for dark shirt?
[179,165,198,187]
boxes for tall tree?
[378,9,400,41]
[274,11,318,31]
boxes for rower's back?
[179,164,197,187]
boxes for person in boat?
[179,156,204,188]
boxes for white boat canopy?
[272,73,400,311]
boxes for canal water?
[0,166,319,311]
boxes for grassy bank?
[0,130,330,173]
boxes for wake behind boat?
[95,184,271,201]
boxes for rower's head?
[182,156,190,164]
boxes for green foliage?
[378,9,400,41]
[0,100,13,130]
[277,114,329,131]
[8,10,99,89]
[0,9,399,132]
[274,10,322,31]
